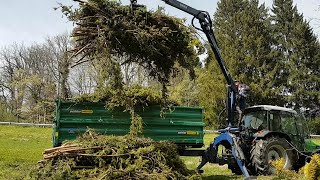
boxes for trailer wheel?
[251,137,294,175]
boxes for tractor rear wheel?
[250,137,294,175]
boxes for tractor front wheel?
[250,137,295,175]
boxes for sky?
[0,0,319,47]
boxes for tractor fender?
[253,130,292,142]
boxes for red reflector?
[258,130,263,134]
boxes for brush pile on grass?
[32,131,201,180]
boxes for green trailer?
[53,100,205,149]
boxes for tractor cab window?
[269,111,281,131]
[295,114,309,138]
[243,110,267,130]
[280,112,297,135]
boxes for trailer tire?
[251,137,294,175]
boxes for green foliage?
[74,84,163,108]
[60,0,199,85]
[308,118,320,134]
[301,154,320,180]
[168,66,199,107]
[0,126,228,179]
[271,0,320,110]
[8,68,56,123]
[197,44,226,128]
[271,158,302,180]
[213,0,276,106]
[0,102,18,122]
[31,131,198,180]
[271,155,320,180]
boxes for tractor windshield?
[243,110,267,130]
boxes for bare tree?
[0,33,72,122]
[43,33,72,99]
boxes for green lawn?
[0,125,318,179]
[312,138,320,144]
[181,134,241,179]
[0,126,52,179]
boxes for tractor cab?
[242,105,309,151]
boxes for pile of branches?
[74,84,164,108]
[32,131,200,180]
[60,0,199,85]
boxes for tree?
[271,0,320,110]
[69,61,96,95]
[212,0,276,107]
[168,65,199,107]
[0,33,71,123]
[203,0,280,127]
[59,0,199,95]
[0,44,28,118]
[44,33,72,99]
[196,44,226,128]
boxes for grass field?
[181,134,242,180]
[0,126,52,179]
[0,125,319,179]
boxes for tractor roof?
[244,105,297,114]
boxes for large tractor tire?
[250,137,295,175]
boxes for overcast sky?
[0,0,319,48]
